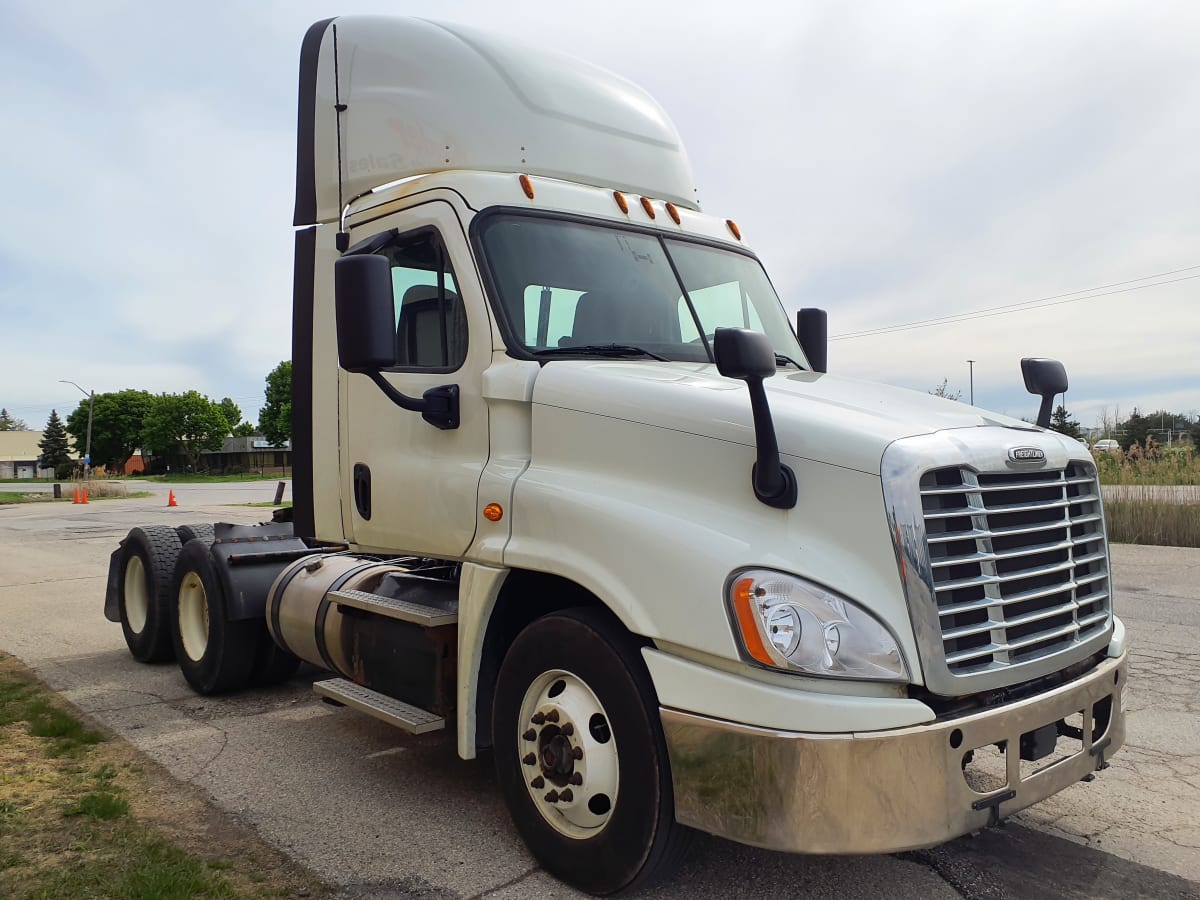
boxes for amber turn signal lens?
[613,190,629,214]
[639,196,656,219]
[665,202,681,225]
[519,174,535,199]
[483,503,504,522]
[732,577,773,666]
[726,219,742,240]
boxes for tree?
[0,408,29,431]
[38,410,74,478]
[218,397,242,433]
[1119,408,1153,452]
[232,420,257,438]
[260,361,292,448]
[929,379,962,401]
[141,391,232,472]
[66,390,153,472]
[1048,405,1082,441]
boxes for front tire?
[117,526,181,662]
[493,608,689,895]
[170,539,257,695]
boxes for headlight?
[727,569,909,681]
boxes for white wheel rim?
[178,572,210,663]
[123,556,149,634]
[517,669,619,839]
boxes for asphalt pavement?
[0,486,1197,899]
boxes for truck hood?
[531,360,1053,475]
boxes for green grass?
[0,654,323,899]
[1094,442,1200,486]
[0,493,53,505]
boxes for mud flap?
[103,545,123,623]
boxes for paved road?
[1,490,1197,899]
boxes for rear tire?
[493,608,690,895]
[170,539,258,695]
[175,523,215,546]
[117,526,181,662]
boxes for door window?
[379,230,466,369]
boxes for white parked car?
[1093,439,1120,452]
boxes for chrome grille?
[919,462,1111,676]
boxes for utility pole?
[966,360,975,406]
[60,380,94,481]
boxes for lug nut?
[545,709,560,723]
[523,753,536,766]
[561,723,574,736]
[569,773,583,786]
[559,789,573,802]
[523,729,536,741]
[571,747,583,760]
[544,790,560,803]
[531,712,545,725]
[530,776,545,789]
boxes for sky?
[1,0,1197,438]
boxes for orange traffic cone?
[73,487,81,504]
[168,490,178,507]
[81,489,89,504]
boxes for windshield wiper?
[775,353,804,370]
[533,344,669,361]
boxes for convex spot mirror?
[714,327,776,380]
[335,254,396,373]
[1020,358,1069,429]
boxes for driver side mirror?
[334,254,396,372]
[334,254,459,430]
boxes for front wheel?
[493,608,690,895]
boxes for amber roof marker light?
[519,174,535,199]
[726,219,742,240]
[639,197,656,219]
[665,202,681,225]
[613,190,629,214]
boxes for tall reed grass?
[1094,439,1199,547]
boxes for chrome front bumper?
[661,653,1127,855]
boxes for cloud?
[1,0,1197,437]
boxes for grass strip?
[0,654,324,899]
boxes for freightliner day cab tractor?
[105,17,1127,895]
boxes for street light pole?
[60,380,94,481]
[967,360,975,406]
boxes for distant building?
[0,431,56,478]
[200,436,292,474]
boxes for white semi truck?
[105,16,1127,895]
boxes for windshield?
[477,214,807,366]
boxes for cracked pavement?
[1,488,1198,899]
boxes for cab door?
[341,200,490,557]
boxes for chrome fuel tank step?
[329,588,458,626]
[315,678,445,734]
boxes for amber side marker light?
[665,202,681,225]
[640,197,656,219]
[519,174,535,200]
[726,219,742,240]
[483,503,504,522]
[732,577,774,666]
[613,190,629,214]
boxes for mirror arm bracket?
[746,377,798,509]
[366,371,460,430]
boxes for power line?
[830,265,1200,341]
